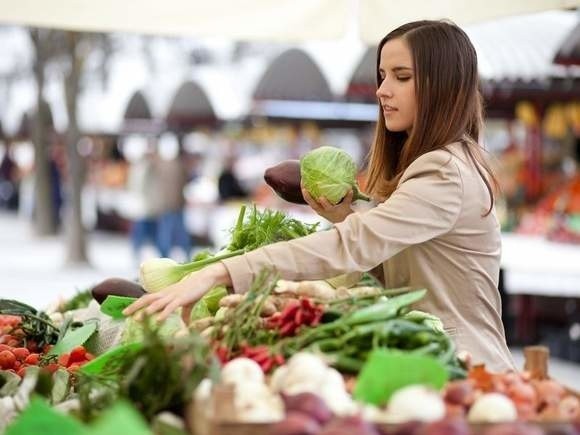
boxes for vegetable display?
[2,203,579,434]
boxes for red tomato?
[12,347,30,361]
[16,366,27,378]
[0,344,11,352]
[58,353,70,367]
[69,346,86,363]
[24,353,40,365]
[6,339,20,348]
[44,363,59,374]
[0,350,16,369]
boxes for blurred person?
[0,141,19,210]
[155,134,192,259]
[125,137,161,262]
[217,155,247,202]
[49,143,65,228]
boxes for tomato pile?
[0,343,94,377]
[0,314,94,377]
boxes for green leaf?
[353,349,448,406]
[50,322,98,356]
[87,401,151,435]
[0,299,37,314]
[6,397,86,435]
[80,342,143,376]
[0,370,22,396]
[100,296,137,319]
[50,368,71,405]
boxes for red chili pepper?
[244,345,269,358]
[252,352,271,365]
[215,346,230,363]
[301,310,314,324]
[312,311,323,325]
[295,309,304,325]
[260,357,274,373]
[280,321,297,337]
[280,301,300,322]
[300,298,314,310]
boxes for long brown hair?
[365,20,498,215]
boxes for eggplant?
[282,392,333,425]
[264,160,307,205]
[481,423,544,435]
[91,277,146,304]
[319,416,380,435]
[268,411,321,435]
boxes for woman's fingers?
[123,292,163,316]
[301,187,317,207]
[145,294,175,315]
[342,189,354,205]
[318,196,333,210]
[156,299,182,322]
[301,185,328,212]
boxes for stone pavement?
[0,211,137,309]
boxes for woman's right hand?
[301,183,354,224]
[123,263,231,324]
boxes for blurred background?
[0,1,579,380]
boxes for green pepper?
[343,289,426,326]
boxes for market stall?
[1,196,579,434]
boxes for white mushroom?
[386,385,446,423]
[468,392,517,423]
[221,358,264,387]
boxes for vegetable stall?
[1,148,579,434]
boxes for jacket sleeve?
[222,150,464,293]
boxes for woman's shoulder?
[399,142,463,185]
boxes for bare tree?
[60,31,113,265]
[29,29,58,236]
[27,29,113,264]
[63,32,87,264]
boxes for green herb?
[226,204,319,252]
[212,269,279,352]
[77,319,218,421]
[59,289,93,313]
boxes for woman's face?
[376,38,416,133]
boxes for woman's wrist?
[205,262,233,288]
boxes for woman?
[125,20,515,372]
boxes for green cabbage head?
[300,146,369,204]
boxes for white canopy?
[0,0,578,43]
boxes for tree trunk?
[30,29,58,236]
[64,32,89,265]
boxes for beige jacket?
[222,142,515,372]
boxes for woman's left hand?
[123,263,230,324]
[301,183,354,224]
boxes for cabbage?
[122,314,184,344]
[300,146,369,205]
